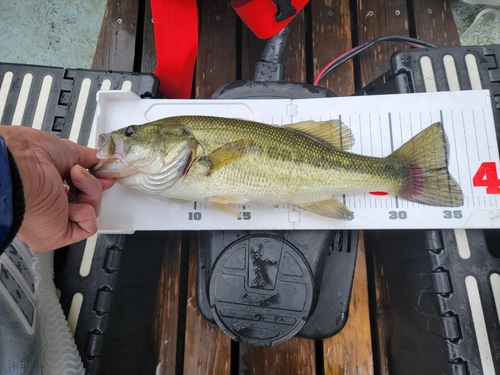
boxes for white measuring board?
[92,89,499,232]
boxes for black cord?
[316,35,438,84]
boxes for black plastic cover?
[197,230,358,345]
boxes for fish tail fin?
[389,122,464,207]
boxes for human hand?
[0,126,115,252]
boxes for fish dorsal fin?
[285,120,354,150]
[296,197,354,220]
[199,139,253,175]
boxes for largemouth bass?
[91,116,463,220]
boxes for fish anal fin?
[207,196,249,217]
[296,197,354,221]
[285,120,354,150]
[208,199,246,217]
[199,139,253,175]
[168,198,192,203]
[208,195,249,204]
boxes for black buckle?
[272,0,297,22]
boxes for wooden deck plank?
[311,0,355,96]
[241,25,268,80]
[152,232,184,375]
[183,234,232,375]
[92,0,140,71]
[284,12,307,83]
[323,232,374,375]
[411,0,461,47]
[356,0,409,87]
[195,0,237,98]
[239,338,316,375]
[140,0,157,73]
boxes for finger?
[69,165,103,216]
[6,126,99,175]
[99,177,116,191]
[67,202,98,241]
[54,139,100,175]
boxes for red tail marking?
[409,164,424,196]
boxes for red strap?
[233,0,309,39]
[150,0,198,98]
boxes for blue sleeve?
[0,136,12,249]
[0,135,24,254]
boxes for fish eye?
[125,125,138,137]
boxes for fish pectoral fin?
[284,120,354,150]
[199,139,253,175]
[296,197,354,221]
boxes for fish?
[91,116,464,220]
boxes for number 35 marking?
[443,210,462,219]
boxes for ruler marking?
[440,109,454,207]
[461,109,475,207]
[338,114,343,149]
[450,112,463,196]
[388,113,394,153]
[379,114,384,156]
[359,114,363,155]
[369,114,374,156]
[482,109,492,160]
[473,110,481,161]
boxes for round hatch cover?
[209,234,314,346]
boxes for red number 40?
[472,162,500,194]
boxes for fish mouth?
[91,157,126,178]
[91,133,129,178]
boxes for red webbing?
[150,0,199,98]
[232,0,309,39]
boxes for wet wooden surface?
[93,0,461,374]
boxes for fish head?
[92,123,196,191]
